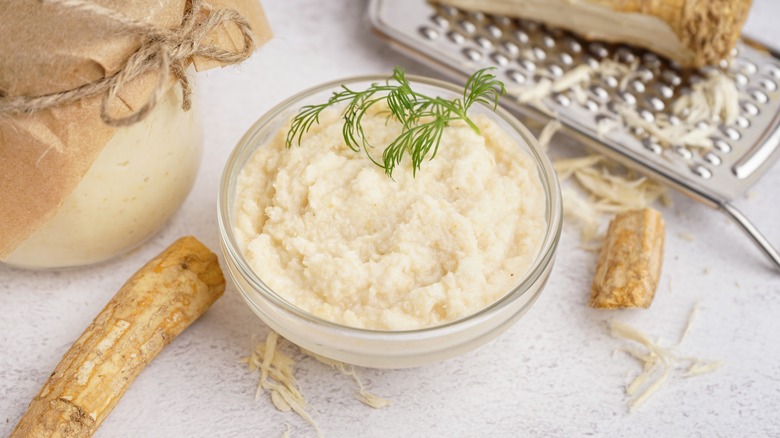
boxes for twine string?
[0,0,255,126]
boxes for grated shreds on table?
[554,154,670,243]
[245,332,392,437]
[609,305,723,412]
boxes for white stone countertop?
[2,1,780,437]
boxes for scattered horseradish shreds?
[609,305,723,412]
[245,332,390,437]
[517,59,740,151]
[553,154,669,242]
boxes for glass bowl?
[218,74,562,368]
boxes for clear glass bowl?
[218,75,562,368]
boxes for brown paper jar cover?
[0,0,272,258]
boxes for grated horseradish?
[235,106,546,330]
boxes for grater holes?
[630,80,646,94]
[642,138,663,155]
[462,47,483,62]
[636,67,655,82]
[447,31,465,44]
[490,52,509,66]
[595,114,617,128]
[646,96,665,112]
[519,59,536,72]
[766,63,780,79]
[429,14,449,29]
[655,83,674,99]
[642,52,662,69]
[721,126,741,141]
[732,59,758,75]
[492,16,513,27]
[553,93,571,107]
[713,138,732,153]
[559,52,573,66]
[584,99,600,112]
[458,19,476,34]
[532,46,547,61]
[500,40,520,56]
[419,26,440,40]
[506,69,526,84]
[583,56,600,69]
[703,151,722,166]
[547,64,564,78]
[542,35,555,48]
[759,77,777,91]
[672,145,693,159]
[603,75,618,88]
[439,5,459,16]
[661,70,682,86]
[690,163,713,179]
[484,23,502,38]
[667,60,683,71]
[546,27,566,39]
[733,73,749,87]
[620,92,637,106]
[741,101,759,116]
[519,20,540,32]
[588,42,608,59]
[565,38,582,53]
[735,116,750,129]
[467,11,486,22]
[616,47,635,64]
[514,29,529,44]
[590,85,609,102]
[605,101,622,114]
[630,126,645,137]
[639,109,655,123]
[475,35,493,50]
[749,88,769,104]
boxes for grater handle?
[720,203,780,271]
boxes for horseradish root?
[590,208,665,309]
[11,236,225,438]
[431,0,752,68]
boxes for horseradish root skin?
[11,236,225,438]
[590,208,665,309]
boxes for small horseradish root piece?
[590,208,665,309]
[11,236,225,438]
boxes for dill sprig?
[285,67,506,177]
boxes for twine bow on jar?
[0,0,255,127]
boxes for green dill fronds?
[285,67,506,177]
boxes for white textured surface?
[2,1,780,437]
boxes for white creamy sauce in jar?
[235,108,545,330]
[5,86,201,269]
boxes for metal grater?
[368,0,780,270]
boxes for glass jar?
[218,75,563,368]
[5,85,202,269]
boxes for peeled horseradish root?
[430,0,753,68]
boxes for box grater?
[368,0,780,271]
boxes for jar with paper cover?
[0,0,271,269]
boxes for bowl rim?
[218,73,563,338]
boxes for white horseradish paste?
[235,107,546,330]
